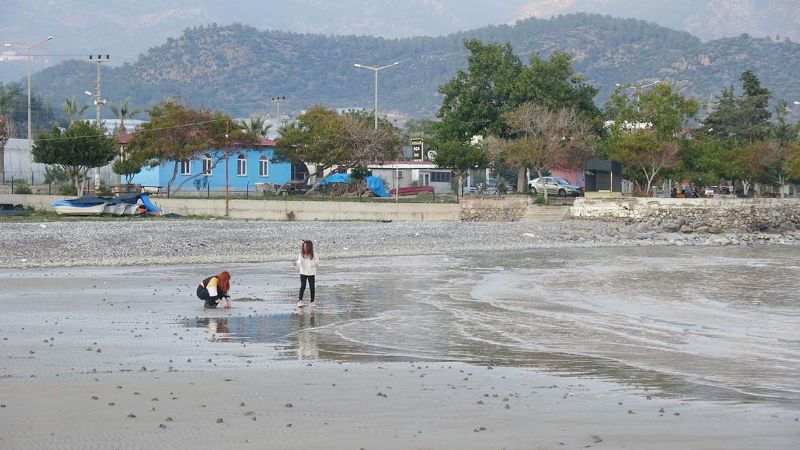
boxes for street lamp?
[616,80,660,112]
[354,61,399,130]
[355,61,400,203]
[4,35,53,185]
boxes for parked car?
[528,176,582,197]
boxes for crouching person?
[197,271,231,309]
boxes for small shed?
[585,160,622,193]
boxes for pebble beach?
[2,218,798,268]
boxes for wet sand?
[2,250,799,449]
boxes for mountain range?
[21,13,800,120]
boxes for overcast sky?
[2,0,798,82]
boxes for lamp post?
[615,80,660,112]
[354,61,399,130]
[4,36,53,185]
[354,61,400,202]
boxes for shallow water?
[182,245,800,407]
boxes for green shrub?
[13,180,32,194]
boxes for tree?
[437,40,600,193]
[274,106,348,189]
[0,115,7,184]
[339,115,402,167]
[32,121,116,195]
[730,140,781,196]
[784,142,800,182]
[112,145,145,185]
[274,107,402,193]
[0,82,56,137]
[63,96,90,122]
[703,70,772,145]
[437,40,600,143]
[240,115,271,137]
[436,39,523,141]
[430,139,488,198]
[500,103,595,203]
[604,83,698,139]
[610,130,679,196]
[128,101,250,195]
[108,98,141,135]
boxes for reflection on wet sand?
[182,246,800,408]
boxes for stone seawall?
[570,197,800,233]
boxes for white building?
[2,138,49,184]
[367,160,453,194]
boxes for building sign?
[411,138,424,160]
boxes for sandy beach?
[1,220,799,449]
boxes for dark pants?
[197,285,217,309]
[299,275,315,302]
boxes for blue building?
[131,138,292,195]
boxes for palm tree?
[108,98,141,135]
[240,115,271,137]
[63,96,90,122]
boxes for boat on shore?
[51,194,161,216]
[52,196,108,216]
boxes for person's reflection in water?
[292,311,319,359]
[207,318,230,342]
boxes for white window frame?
[259,156,269,177]
[237,154,247,176]
[180,159,191,175]
[202,154,213,176]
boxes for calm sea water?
[184,245,800,407]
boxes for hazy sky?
[2,0,798,81]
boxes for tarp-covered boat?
[52,195,108,216]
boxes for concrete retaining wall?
[571,197,800,232]
[0,194,460,221]
[460,197,529,221]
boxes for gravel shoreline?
[2,218,798,268]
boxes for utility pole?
[87,54,110,124]
[271,96,286,124]
[86,54,109,190]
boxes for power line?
[31,117,231,142]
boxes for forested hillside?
[28,13,800,119]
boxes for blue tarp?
[137,194,162,212]
[318,173,390,197]
[319,173,351,186]
[365,176,390,197]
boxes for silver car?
[528,176,582,197]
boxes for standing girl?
[295,240,319,307]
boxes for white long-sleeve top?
[296,253,319,276]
